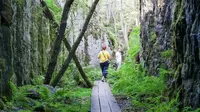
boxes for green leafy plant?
[46,0,62,22]
[4,77,91,112]
[31,74,44,85]
[161,49,174,58]
[84,66,102,82]
[109,27,180,111]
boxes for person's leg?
[100,63,104,73]
[100,63,104,82]
[103,61,109,81]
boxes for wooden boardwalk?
[91,81,121,112]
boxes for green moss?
[174,64,182,78]
[127,27,140,59]
[159,68,173,80]
[153,40,159,49]
[89,28,101,39]
[0,58,5,72]
[129,27,140,38]
[4,83,91,111]
[46,0,62,22]
[150,31,156,42]
[84,55,90,65]
[173,0,185,41]
[108,30,117,48]
[0,99,5,110]
[18,110,32,112]
[16,0,24,6]
[161,50,174,58]
[174,0,185,24]
[128,27,140,49]
[194,108,200,112]
[15,0,25,10]
[172,0,186,57]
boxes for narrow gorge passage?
[0,0,200,112]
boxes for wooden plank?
[91,81,121,112]
[104,83,121,112]
[98,81,111,112]
[91,81,100,112]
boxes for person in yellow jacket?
[98,45,110,82]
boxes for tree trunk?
[50,0,100,87]
[40,0,59,29]
[110,0,117,35]
[120,0,129,49]
[40,0,92,87]
[44,0,74,84]
[63,38,92,87]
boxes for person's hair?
[102,45,106,50]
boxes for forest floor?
[115,95,133,112]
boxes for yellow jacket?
[98,50,110,63]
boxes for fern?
[39,86,51,100]
[31,74,44,85]
[110,27,177,111]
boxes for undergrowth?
[108,27,180,111]
[84,65,102,82]
[2,63,104,111]
[2,75,91,112]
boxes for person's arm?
[107,51,110,60]
[98,51,101,59]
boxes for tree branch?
[50,0,100,87]
[40,0,92,87]
[44,0,75,84]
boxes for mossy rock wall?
[0,0,14,98]
[140,0,200,109]
[10,0,55,86]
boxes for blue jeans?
[100,61,109,78]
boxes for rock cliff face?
[0,0,113,91]
[140,0,200,109]
[10,0,54,86]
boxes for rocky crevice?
[0,0,114,90]
[140,0,200,109]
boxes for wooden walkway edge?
[91,81,121,112]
